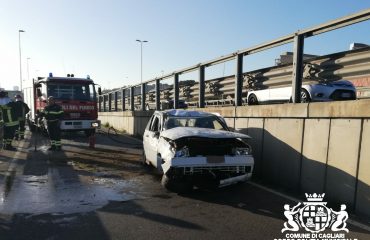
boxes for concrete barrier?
[356,119,370,217]
[325,119,361,208]
[300,119,330,194]
[98,99,370,217]
[262,118,304,191]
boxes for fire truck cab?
[25,73,100,136]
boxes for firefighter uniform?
[0,101,20,150]
[14,95,30,140]
[43,102,64,150]
[0,91,10,146]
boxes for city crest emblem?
[282,193,349,233]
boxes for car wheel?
[161,174,193,193]
[248,94,258,105]
[300,89,311,103]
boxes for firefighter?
[43,96,64,151]
[0,90,11,146]
[0,91,20,151]
[14,94,30,140]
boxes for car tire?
[248,94,259,105]
[300,89,311,103]
[161,174,193,193]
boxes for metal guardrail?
[98,8,370,112]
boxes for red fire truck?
[23,73,101,136]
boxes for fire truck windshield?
[47,83,96,101]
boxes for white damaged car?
[143,109,254,192]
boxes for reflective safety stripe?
[7,109,12,122]
[48,111,64,115]
[55,141,62,146]
[4,121,19,127]
[50,140,56,146]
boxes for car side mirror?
[154,131,160,138]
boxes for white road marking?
[248,181,370,232]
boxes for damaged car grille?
[181,166,252,175]
[174,137,246,156]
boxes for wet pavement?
[0,130,152,215]
[0,130,370,240]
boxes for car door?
[143,115,155,163]
[270,86,291,102]
[249,89,270,103]
[144,114,161,167]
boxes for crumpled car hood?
[160,127,251,140]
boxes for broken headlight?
[232,145,252,155]
[175,146,189,157]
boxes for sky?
[0,0,369,91]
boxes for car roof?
[156,109,216,117]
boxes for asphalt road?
[0,129,369,240]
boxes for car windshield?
[164,116,228,131]
[47,83,96,101]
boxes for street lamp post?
[27,58,31,83]
[136,39,148,83]
[18,29,25,91]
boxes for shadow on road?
[99,200,205,231]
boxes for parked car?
[143,109,254,192]
[161,99,188,110]
[145,99,188,110]
[247,80,356,105]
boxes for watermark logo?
[282,193,349,233]
[275,193,356,240]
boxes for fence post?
[108,93,112,111]
[114,91,118,111]
[103,95,107,112]
[235,53,243,106]
[130,86,135,111]
[199,65,205,108]
[292,33,305,103]
[121,88,126,111]
[155,79,160,110]
[174,73,179,109]
[98,95,102,112]
[141,83,146,111]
